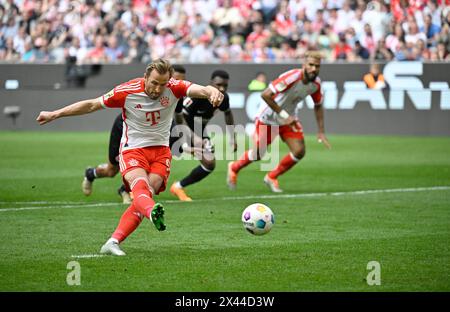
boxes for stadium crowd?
[0,0,449,64]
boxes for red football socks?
[112,203,143,243]
[268,153,299,179]
[232,150,254,172]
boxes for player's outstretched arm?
[36,98,103,125]
[187,84,224,107]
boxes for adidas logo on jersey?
[135,104,142,109]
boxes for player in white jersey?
[36,59,224,256]
[227,51,331,193]
[80,65,188,205]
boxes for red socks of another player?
[268,153,299,179]
[111,178,155,243]
[232,149,255,172]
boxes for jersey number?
[146,111,161,126]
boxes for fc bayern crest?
[128,158,139,167]
[160,96,170,107]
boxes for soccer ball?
[241,203,275,235]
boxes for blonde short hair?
[145,58,174,77]
[304,51,323,61]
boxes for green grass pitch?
[0,131,449,291]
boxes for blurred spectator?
[105,35,124,63]
[267,21,286,49]
[86,35,108,64]
[437,23,450,52]
[228,34,244,60]
[151,23,176,59]
[2,17,19,40]
[260,0,278,24]
[251,37,276,63]
[336,1,355,34]
[405,21,427,46]
[246,22,270,45]
[189,35,216,63]
[1,37,20,61]
[123,35,145,64]
[372,38,394,61]
[248,72,268,91]
[421,13,441,47]
[363,63,386,89]
[191,13,213,41]
[212,0,243,34]
[360,23,376,55]
[437,41,449,60]
[355,40,371,60]
[333,33,353,60]
[394,41,409,61]
[158,1,180,31]
[276,40,297,61]
[299,20,318,48]
[274,0,295,37]
[385,22,405,54]
[0,0,448,64]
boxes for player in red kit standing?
[227,51,331,193]
[37,59,224,256]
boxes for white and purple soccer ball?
[241,203,275,235]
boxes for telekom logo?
[146,111,161,126]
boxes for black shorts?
[108,114,123,166]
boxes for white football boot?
[264,174,283,193]
[81,177,93,196]
[100,239,126,256]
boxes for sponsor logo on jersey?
[135,104,142,109]
[160,96,170,107]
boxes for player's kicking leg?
[100,201,165,256]
[151,202,166,231]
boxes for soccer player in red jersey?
[81,65,188,205]
[227,51,331,193]
[37,59,223,256]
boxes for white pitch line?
[1,186,449,212]
[166,186,450,203]
[0,201,91,205]
[71,254,106,259]
[0,202,119,212]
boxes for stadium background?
[0,62,449,135]
[1,0,450,295]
